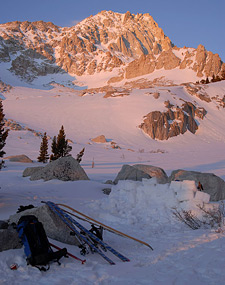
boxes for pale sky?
[1,0,224,61]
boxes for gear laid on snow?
[17,215,68,271]
[57,203,153,250]
[45,201,130,265]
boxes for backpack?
[17,215,67,271]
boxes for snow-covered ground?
[1,78,225,284]
[1,162,225,284]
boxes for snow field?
[1,63,225,284]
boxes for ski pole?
[49,242,86,264]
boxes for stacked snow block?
[171,180,196,202]
[170,180,212,216]
[194,191,210,203]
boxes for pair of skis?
[57,203,153,250]
[45,201,130,265]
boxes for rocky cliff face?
[0,11,224,83]
[139,102,207,140]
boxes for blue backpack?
[17,215,67,271]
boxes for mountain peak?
[0,10,224,86]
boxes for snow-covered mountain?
[1,10,225,153]
[0,10,224,84]
[1,12,225,284]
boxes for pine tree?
[56,125,72,157]
[50,126,72,161]
[37,132,49,163]
[50,136,58,161]
[77,147,85,163]
[0,101,9,168]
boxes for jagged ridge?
[0,11,224,83]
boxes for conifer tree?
[50,126,72,161]
[37,132,49,163]
[50,136,58,161]
[56,125,72,157]
[0,101,9,168]
[77,147,85,163]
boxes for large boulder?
[133,164,168,184]
[0,221,22,252]
[24,156,89,181]
[9,204,80,246]
[5,154,33,163]
[114,164,151,184]
[23,166,44,177]
[169,169,225,201]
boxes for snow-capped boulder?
[169,170,225,201]
[25,156,89,181]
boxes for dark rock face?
[139,102,206,140]
[169,169,225,201]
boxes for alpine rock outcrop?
[0,11,224,83]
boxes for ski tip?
[82,260,86,265]
[148,245,154,251]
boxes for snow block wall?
[171,180,196,202]
[94,179,216,233]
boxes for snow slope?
[1,71,225,283]
[2,79,225,179]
